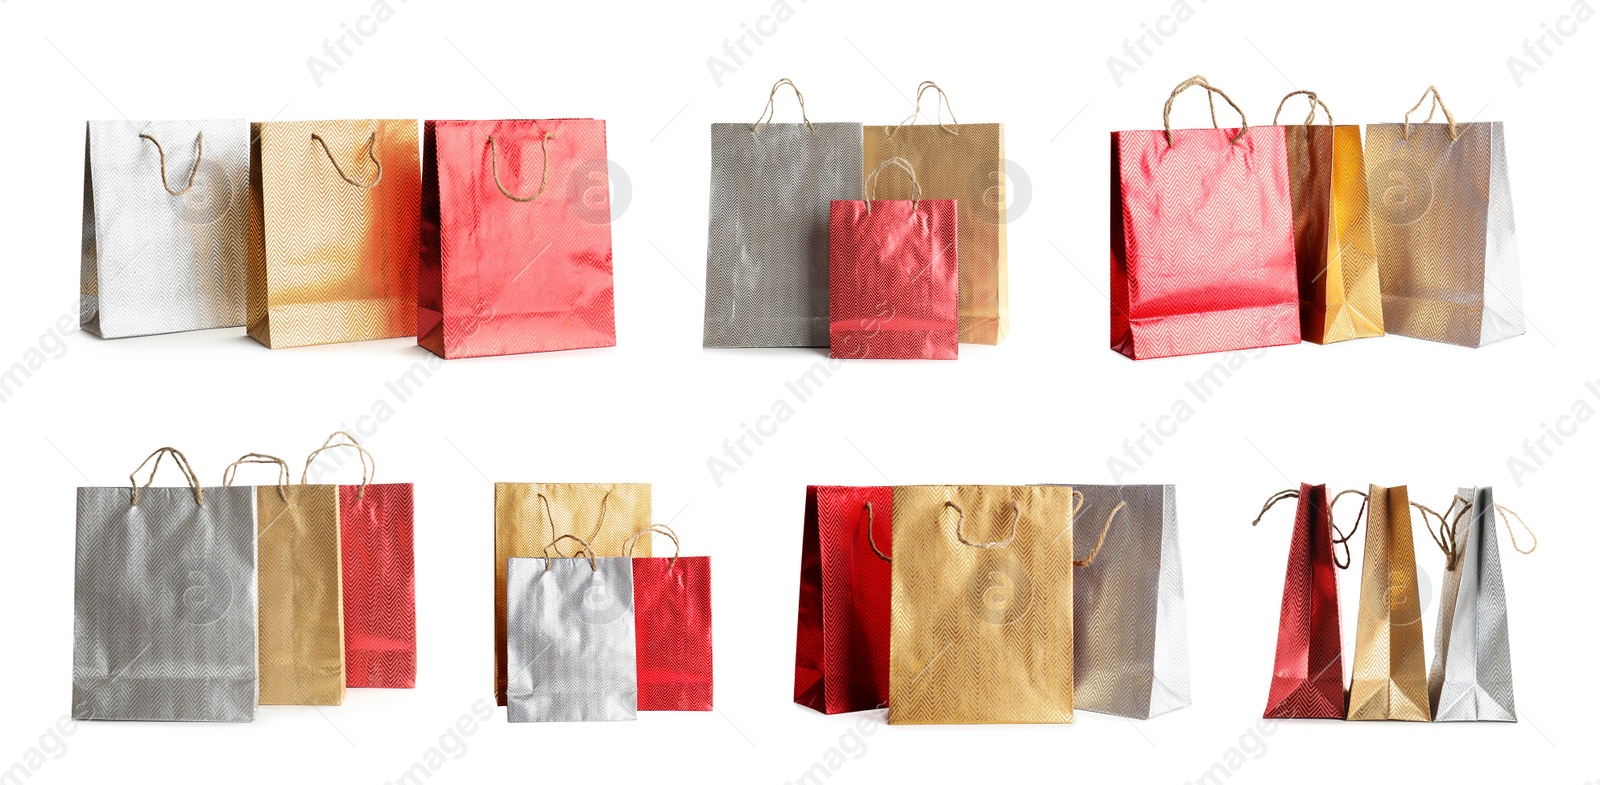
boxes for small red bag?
[626,526,713,711]
[829,158,958,360]
[1255,483,1350,718]
[794,485,892,714]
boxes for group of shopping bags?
[795,484,1189,723]
[703,79,1008,359]
[81,118,615,357]
[492,483,712,722]
[71,433,416,722]
[1253,484,1535,721]
[1111,77,1522,359]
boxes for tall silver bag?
[702,78,862,347]
[505,538,637,722]
[1428,487,1534,722]
[81,120,249,338]
[73,448,257,722]
[1070,485,1191,719]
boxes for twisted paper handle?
[311,130,383,188]
[543,534,598,572]
[1403,86,1458,141]
[130,446,204,507]
[1272,90,1334,126]
[538,490,614,557]
[623,524,682,570]
[751,78,814,133]
[223,452,290,502]
[489,132,555,202]
[890,80,961,136]
[138,131,203,196]
[1163,75,1248,147]
[302,430,376,500]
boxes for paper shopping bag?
[301,432,415,689]
[247,119,419,348]
[81,120,248,338]
[1366,87,1523,346]
[73,448,257,721]
[703,79,862,347]
[494,482,652,704]
[828,158,958,359]
[505,540,637,722]
[222,453,343,705]
[793,485,892,714]
[1271,91,1383,344]
[419,119,615,358]
[889,485,1078,724]
[625,526,713,711]
[864,82,1006,344]
[1111,76,1300,359]
[1347,484,1429,721]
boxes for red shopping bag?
[625,526,713,711]
[794,485,892,714]
[829,158,958,360]
[1111,77,1300,359]
[304,432,417,689]
[419,119,615,359]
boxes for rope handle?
[751,78,815,134]
[1163,75,1248,147]
[1439,495,1538,568]
[538,490,614,557]
[130,447,204,507]
[222,452,290,502]
[1172,75,1220,129]
[138,131,203,196]
[1074,500,1125,568]
[311,130,383,188]
[890,80,961,137]
[1272,90,1334,127]
[865,501,891,562]
[1414,500,1459,569]
[1403,86,1458,141]
[623,524,682,570]
[489,132,555,202]
[949,500,1019,549]
[863,156,922,214]
[301,430,375,499]
[1250,489,1299,526]
[1328,489,1367,570]
[543,534,597,572]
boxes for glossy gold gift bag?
[223,454,344,705]
[247,119,420,348]
[1346,484,1429,721]
[864,82,1007,344]
[1272,91,1383,344]
[889,485,1078,724]
[492,482,651,705]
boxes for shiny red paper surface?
[1265,483,1344,718]
[340,483,417,688]
[419,119,615,359]
[828,200,958,360]
[794,486,893,714]
[1111,127,1300,359]
[632,556,713,711]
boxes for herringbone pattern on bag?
[633,556,713,711]
[506,557,637,722]
[1282,124,1384,344]
[255,485,344,705]
[1429,487,1517,721]
[1348,485,1430,721]
[338,483,416,688]
[1265,484,1346,719]
[828,199,958,359]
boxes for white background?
[0,0,1594,782]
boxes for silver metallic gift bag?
[1070,485,1191,719]
[81,120,249,338]
[703,78,863,348]
[73,448,258,722]
[1427,487,1535,721]
[505,538,637,722]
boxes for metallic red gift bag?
[419,119,615,359]
[304,432,417,688]
[1253,484,1356,718]
[626,526,713,711]
[1111,77,1300,359]
[794,485,892,714]
[828,158,958,360]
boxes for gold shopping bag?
[864,82,1007,345]
[247,119,420,348]
[492,482,652,705]
[223,453,344,705]
[888,485,1078,724]
[1346,484,1429,721]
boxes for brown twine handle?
[543,534,598,572]
[1403,86,1458,141]
[1495,503,1537,555]
[1329,489,1367,570]
[1414,500,1458,570]
[891,80,962,137]
[222,453,290,502]
[137,132,203,196]
[623,524,682,570]
[864,156,922,214]
[1075,500,1124,568]
[129,447,204,507]
[489,133,555,202]
[865,501,891,562]
[1171,75,1220,129]
[751,77,815,134]
[1163,76,1248,147]
[950,500,1021,549]
[1250,489,1299,526]
[537,490,614,557]
[1272,90,1334,126]
[311,130,383,188]
[301,430,375,500]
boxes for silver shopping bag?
[1365,87,1522,347]
[81,120,249,338]
[702,78,862,348]
[1428,487,1535,721]
[505,538,637,722]
[1070,485,1191,719]
[73,448,257,722]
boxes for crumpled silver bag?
[1069,484,1191,719]
[81,120,249,338]
[703,78,862,348]
[73,448,258,722]
[505,540,636,722]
